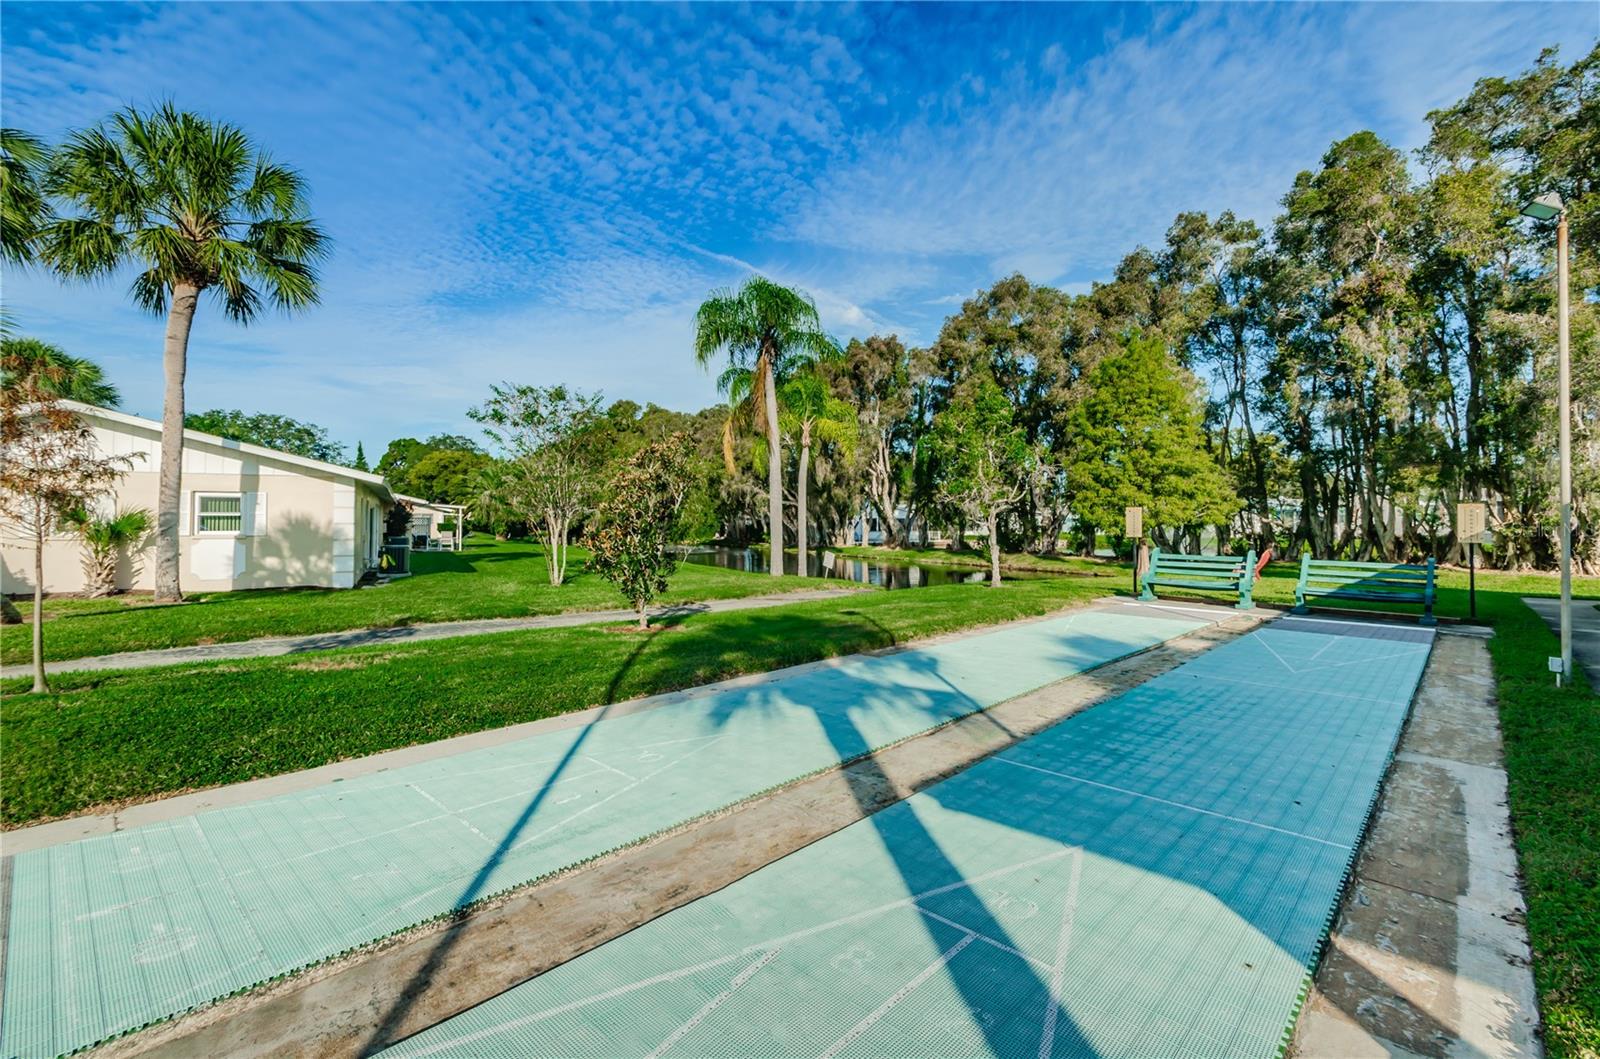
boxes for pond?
[676,546,1039,589]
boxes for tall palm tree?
[41,104,326,600]
[1,128,51,266]
[694,277,835,575]
[1,337,120,406]
[778,364,856,577]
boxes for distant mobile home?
[1,402,395,595]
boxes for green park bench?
[1292,554,1437,626]
[1139,548,1257,609]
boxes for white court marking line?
[646,947,782,1059]
[1255,633,1299,674]
[1107,601,1229,619]
[395,849,1078,1057]
[1176,670,1412,706]
[409,785,496,845]
[228,765,618,875]
[1246,628,1429,676]
[817,932,978,1059]
[1037,848,1085,1059]
[1276,614,1438,634]
[583,755,639,783]
[509,736,727,852]
[992,758,1350,851]
[387,738,729,917]
[912,907,1054,973]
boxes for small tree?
[1,355,136,691]
[587,434,692,629]
[59,506,150,597]
[930,379,1032,587]
[470,384,602,587]
[1066,332,1240,545]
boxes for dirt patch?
[284,653,400,672]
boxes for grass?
[1478,594,1598,1058]
[0,538,817,665]
[0,572,1125,826]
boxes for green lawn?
[0,538,818,665]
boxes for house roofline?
[63,400,394,502]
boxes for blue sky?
[3,2,1595,455]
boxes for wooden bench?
[1293,554,1437,626]
[1139,548,1257,609]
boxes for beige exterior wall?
[1,411,388,596]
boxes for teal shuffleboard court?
[0,606,1206,1058]
[383,616,1435,1059]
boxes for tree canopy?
[185,408,346,464]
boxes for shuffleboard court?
[381,616,1434,1059]
[0,606,1207,1059]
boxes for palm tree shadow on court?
[358,613,1435,1057]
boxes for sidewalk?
[0,588,859,679]
[1522,595,1600,688]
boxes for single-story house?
[396,494,468,552]
[1,401,396,595]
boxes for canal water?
[676,546,1038,589]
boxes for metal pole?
[1557,213,1573,679]
[1469,542,1476,620]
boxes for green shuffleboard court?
[381,616,1435,1059]
[0,605,1207,1058]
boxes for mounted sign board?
[1124,506,1143,540]
[1457,502,1488,542]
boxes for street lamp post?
[1522,191,1572,680]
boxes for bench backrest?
[1147,549,1255,584]
[1297,554,1436,602]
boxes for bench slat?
[1294,554,1436,626]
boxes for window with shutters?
[195,493,243,534]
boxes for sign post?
[1457,503,1487,620]
[1125,506,1144,596]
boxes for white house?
[1,402,395,595]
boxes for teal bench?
[1139,548,1257,609]
[1293,554,1437,625]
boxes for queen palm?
[777,363,855,577]
[694,277,835,575]
[41,104,326,600]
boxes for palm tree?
[1,337,120,406]
[2,128,52,266]
[778,364,856,577]
[60,505,150,597]
[40,104,326,600]
[694,277,836,575]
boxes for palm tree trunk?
[987,512,1001,588]
[155,282,199,602]
[761,352,783,577]
[32,526,47,693]
[797,425,812,578]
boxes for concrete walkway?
[1522,595,1600,688]
[0,588,860,679]
[1293,628,1542,1059]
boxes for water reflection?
[677,546,1036,589]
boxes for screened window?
[195,493,243,534]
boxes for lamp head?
[1520,192,1565,221]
